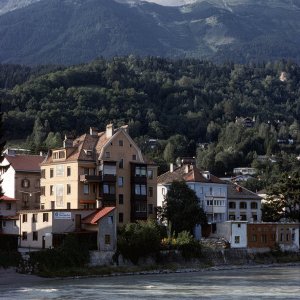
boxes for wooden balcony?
[80,173,116,183]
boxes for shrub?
[117,220,161,264]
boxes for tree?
[263,172,300,222]
[163,181,207,235]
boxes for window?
[240,202,247,209]
[252,234,257,242]
[229,202,236,209]
[32,231,38,241]
[22,232,27,240]
[40,186,45,196]
[105,152,110,158]
[67,184,71,195]
[67,166,71,176]
[2,221,6,228]
[135,166,146,177]
[50,168,54,178]
[56,165,64,176]
[148,204,153,214]
[67,202,71,209]
[105,234,111,245]
[6,203,12,210]
[83,184,89,195]
[119,194,124,204]
[22,179,30,188]
[119,159,124,169]
[43,213,48,222]
[119,140,123,146]
[237,223,241,228]
[41,169,45,179]
[252,214,257,221]
[119,213,123,223]
[51,201,55,209]
[240,215,247,221]
[229,214,235,220]
[50,185,54,196]
[251,202,258,209]
[147,169,153,179]
[209,187,213,195]
[118,176,124,187]
[103,184,115,194]
[234,236,240,244]
[53,150,65,159]
[135,202,147,212]
[261,234,267,243]
[13,220,17,227]
[162,188,166,195]
[132,154,137,160]
[22,214,27,223]
[32,214,37,223]
[135,184,146,195]
[35,179,40,188]
[148,187,153,197]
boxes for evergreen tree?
[163,181,207,235]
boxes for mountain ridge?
[0,0,300,64]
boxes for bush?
[117,220,162,264]
[0,250,21,268]
[27,235,90,274]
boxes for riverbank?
[1,261,299,287]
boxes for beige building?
[40,124,157,225]
[0,149,45,210]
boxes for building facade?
[0,195,19,235]
[40,124,157,225]
[0,149,45,210]
[227,183,262,222]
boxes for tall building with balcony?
[157,164,228,223]
[40,124,157,225]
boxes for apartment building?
[157,164,228,223]
[40,124,157,225]
[0,149,45,210]
[0,195,19,235]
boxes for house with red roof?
[0,149,45,210]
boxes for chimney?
[202,171,210,180]
[170,163,174,173]
[63,135,74,148]
[185,164,190,174]
[106,124,114,138]
[90,127,99,136]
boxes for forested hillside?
[2,57,300,182]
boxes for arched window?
[22,179,30,188]
[240,202,247,209]
[251,202,258,209]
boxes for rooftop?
[3,154,45,172]
[82,207,115,225]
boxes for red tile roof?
[82,207,115,225]
[0,215,19,220]
[0,195,17,201]
[157,165,226,185]
[4,154,44,172]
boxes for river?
[0,266,299,299]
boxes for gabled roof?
[4,154,44,172]
[82,207,115,225]
[227,182,261,201]
[0,195,17,202]
[157,165,225,185]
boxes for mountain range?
[0,0,300,65]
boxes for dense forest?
[2,57,300,187]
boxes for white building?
[157,164,228,223]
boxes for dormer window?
[84,149,93,156]
[53,150,65,160]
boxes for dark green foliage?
[0,250,21,268]
[163,181,207,235]
[263,172,300,222]
[27,235,90,274]
[117,220,162,264]
[0,235,18,251]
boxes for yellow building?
[40,124,157,225]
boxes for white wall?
[0,163,16,198]
[231,222,247,248]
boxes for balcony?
[132,175,147,184]
[98,193,116,206]
[80,173,116,183]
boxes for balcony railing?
[80,173,116,183]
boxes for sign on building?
[54,211,71,220]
